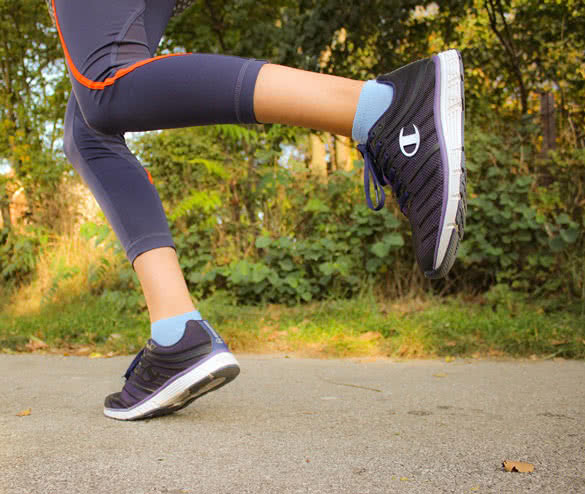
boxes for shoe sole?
[103,351,240,421]
[426,49,466,279]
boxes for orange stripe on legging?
[52,0,189,90]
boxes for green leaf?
[279,259,294,271]
[319,262,336,276]
[255,236,272,249]
[384,233,404,248]
[366,258,381,273]
[549,236,565,252]
[303,198,330,214]
[560,228,579,244]
[371,242,390,258]
[285,275,299,288]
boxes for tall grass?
[4,226,127,317]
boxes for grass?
[1,291,584,359]
[1,225,583,359]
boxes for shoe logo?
[399,124,420,157]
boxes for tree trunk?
[0,200,11,231]
[309,133,328,181]
[0,181,12,230]
[540,92,556,156]
[334,135,354,171]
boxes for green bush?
[131,122,585,304]
[458,127,583,296]
[174,167,409,304]
[0,226,47,285]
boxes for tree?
[0,0,68,225]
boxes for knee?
[71,87,120,135]
[79,101,118,135]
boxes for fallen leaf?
[89,352,104,359]
[75,347,92,356]
[445,356,455,363]
[400,477,409,482]
[25,337,48,352]
[433,373,448,378]
[502,460,534,473]
[16,408,32,417]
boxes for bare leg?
[135,66,364,324]
[254,64,364,137]
[133,247,195,323]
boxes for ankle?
[151,310,202,346]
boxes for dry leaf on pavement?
[502,460,534,473]
[16,408,32,417]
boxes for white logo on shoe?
[399,124,421,157]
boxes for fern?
[170,190,221,222]
[212,124,259,145]
[187,158,228,179]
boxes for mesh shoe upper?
[359,54,464,276]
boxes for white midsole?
[434,49,464,269]
[104,351,239,420]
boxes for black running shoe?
[104,320,239,420]
[358,49,466,279]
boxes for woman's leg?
[53,0,365,323]
[60,1,242,421]
[56,0,465,419]
[133,247,195,322]
[63,95,195,324]
[51,0,363,136]
[254,65,364,137]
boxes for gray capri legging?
[52,0,266,262]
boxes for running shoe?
[104,320,240,420]
[358,49,466,279]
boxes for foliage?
[0,0,69,226]
[0,226,47,285]
[458,126,582,295]
[0,0,583,307]
[132,125,416,304]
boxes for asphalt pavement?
[1,354,584,493]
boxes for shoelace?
[123,348,145,379]
[358,143,410,214]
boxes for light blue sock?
[352,80,394,144]
[151,310,202,346]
